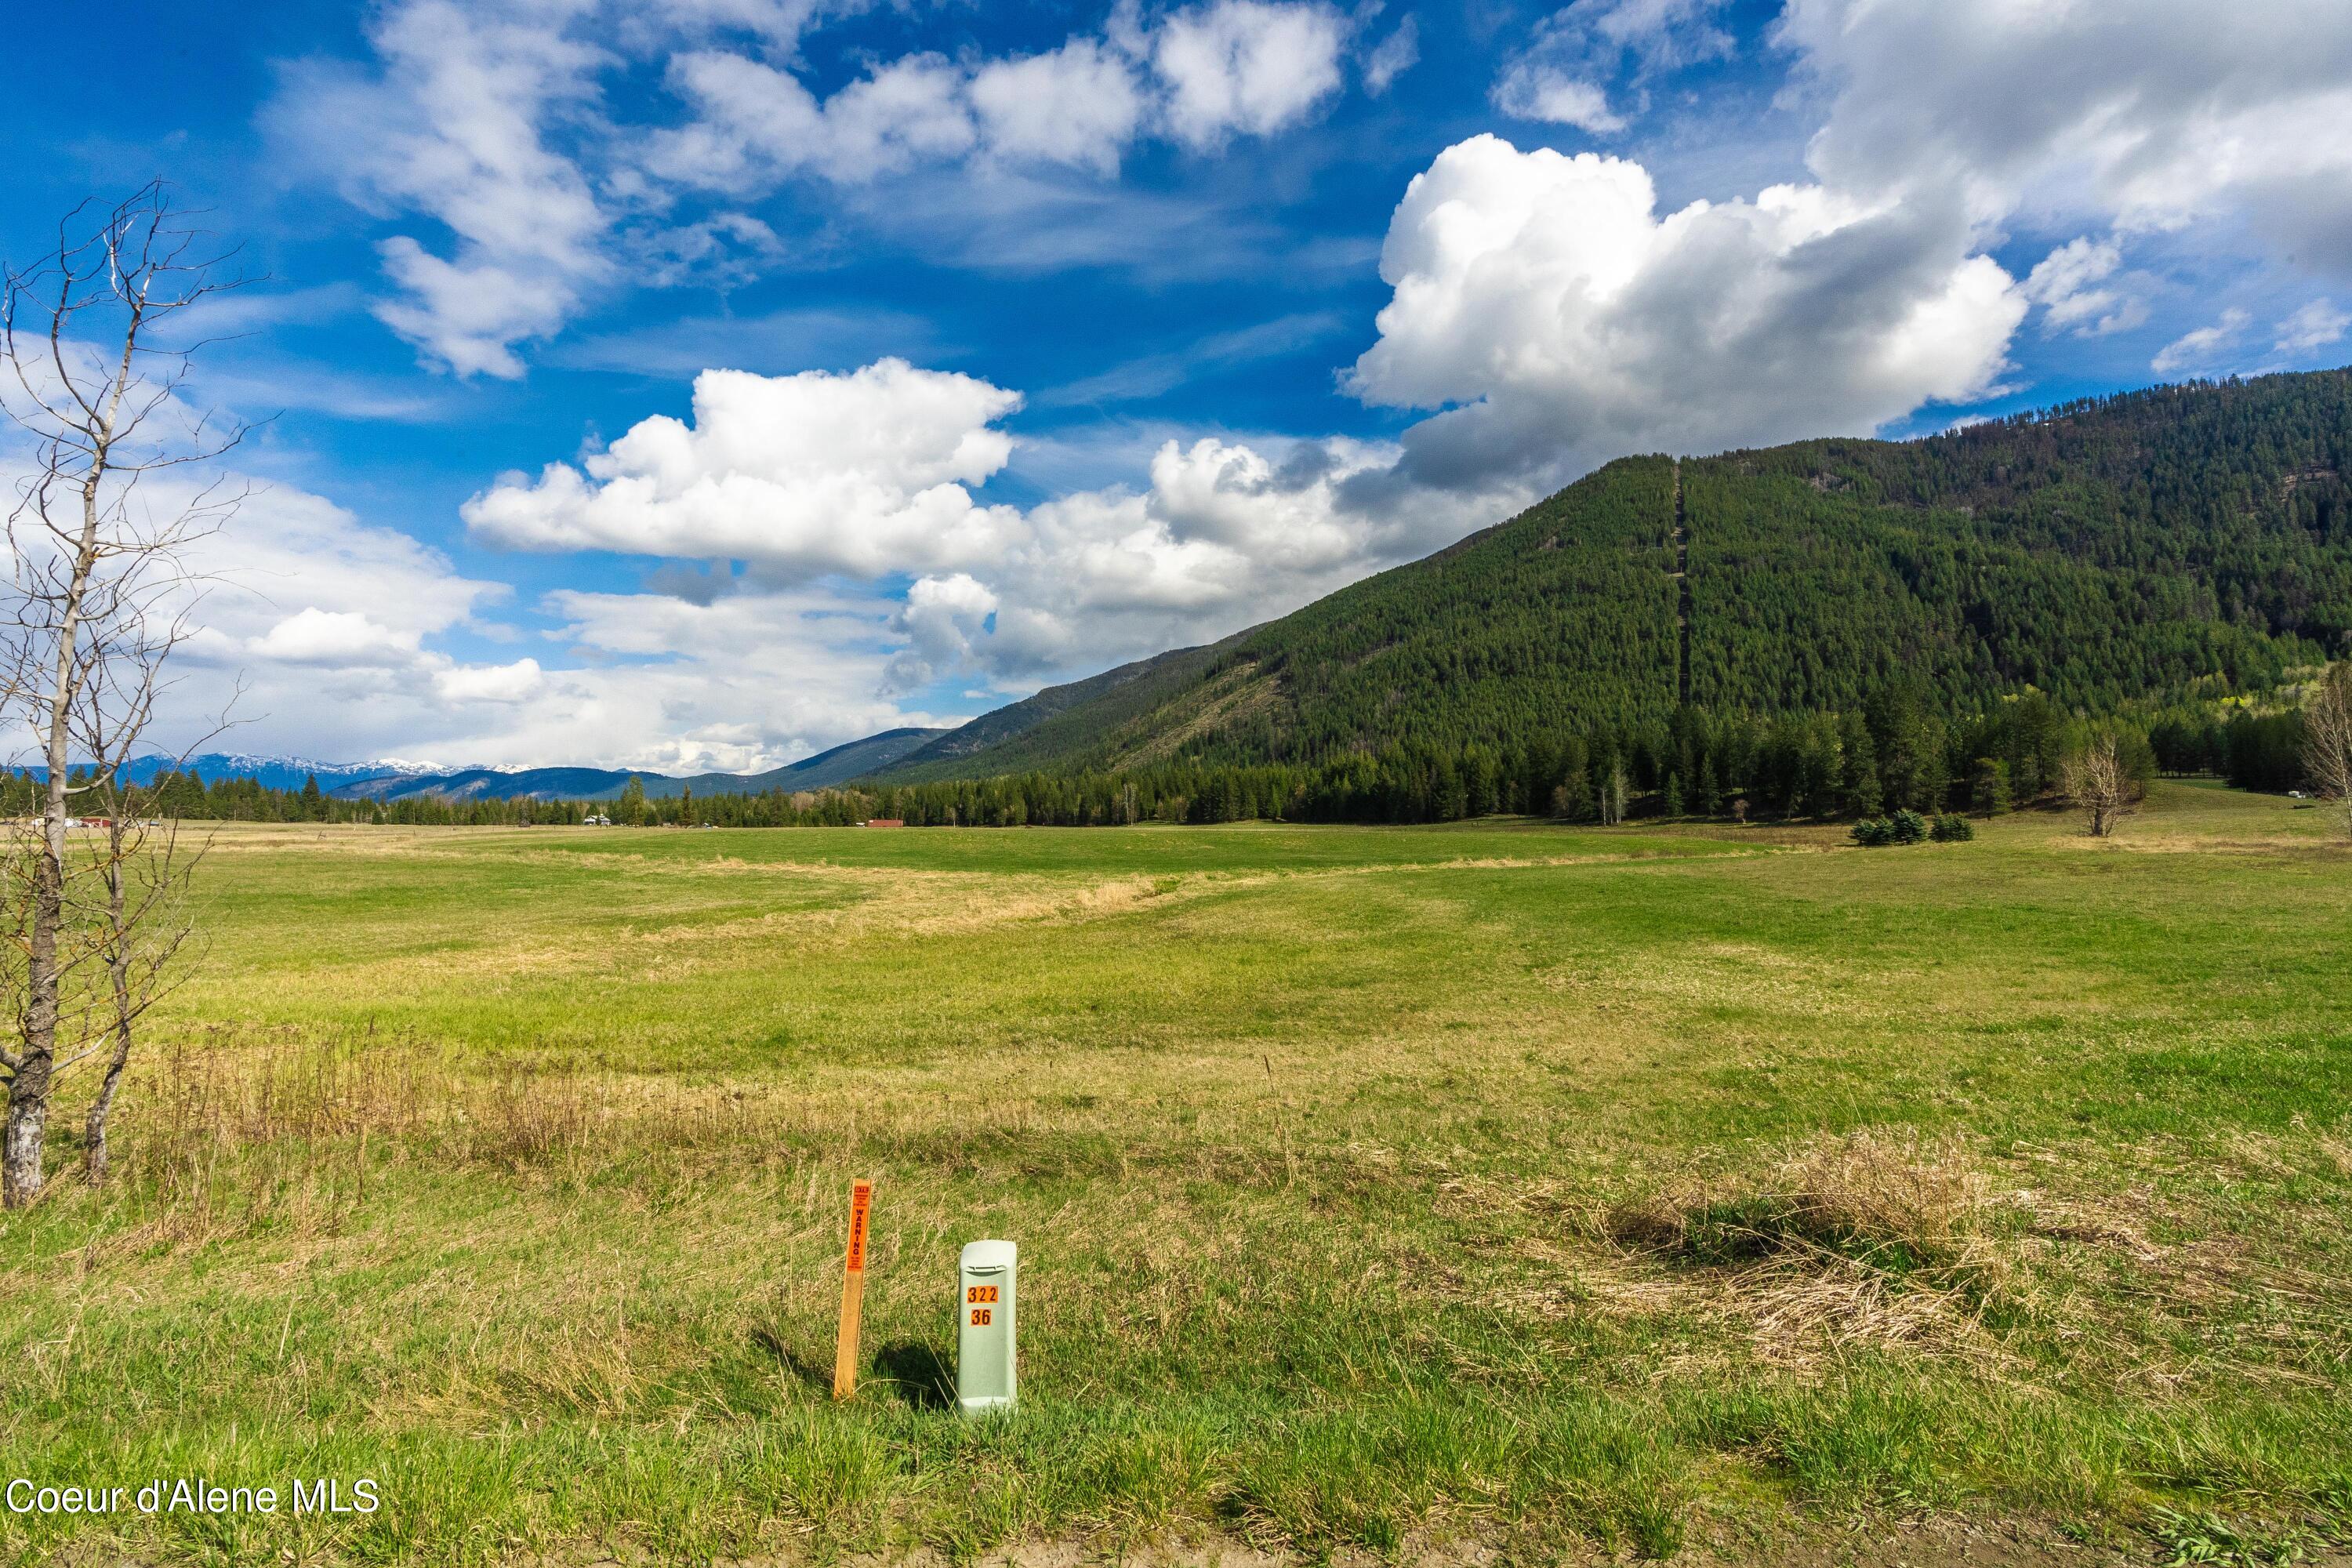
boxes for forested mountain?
[876,370,2352,781]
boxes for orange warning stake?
[845,1181,873,1272]
[833,1179,874,1399]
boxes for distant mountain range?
[98,728,948,803]
[113,754,441,793]
[327,727,946,801]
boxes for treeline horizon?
[5,682,2328,829]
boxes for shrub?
[1930,813,1974,842]
[1850,817,1894,847]
[1888,809,1930,844]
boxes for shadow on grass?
[871,1341,954,1410]
[752,1327,954,1408]
[753,1325,833,1394]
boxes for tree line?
[33,682,2285,834]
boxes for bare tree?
[1600,760,1630,826]
[2306,662,2352,843]
[0,185,245,1207]
[2063,731,2140,839]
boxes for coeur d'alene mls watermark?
[7,1476,379,1517]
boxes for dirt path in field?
[666,1515,2352,1568]
[66,1522,2352,1568]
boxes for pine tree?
[1970,757,2013,817]
[1842,721,1884,818]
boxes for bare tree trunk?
[3,287,124,1209]
[1603,762,1630,826]
[1,1000,49,1203]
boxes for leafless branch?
[2062,731,2140,839]
[0,183,244,1205]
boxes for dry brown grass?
[1605,1131,2024,1370]
[1605,1129,1995,1265]
[1444,1132,2045,1374]
[64,1019,1439,1265]
[70,1029,855,1258]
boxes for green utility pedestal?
[957,1240,1016,1414]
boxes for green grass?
[2,786,2350,1564]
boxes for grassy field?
[2,783,2350,1566]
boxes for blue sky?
[4,0,2348,771]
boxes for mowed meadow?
[2,784,2350,1566]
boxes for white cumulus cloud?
[249,608,422,666]
[462,359,1027,578]
[527,583,951,773]
[1151,0,1348,148]
[887,572,1002,692]
[970,39,1149,174]
[649,50,982,191]
[1345,135,2024,489]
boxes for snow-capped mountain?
[112,753,444,793]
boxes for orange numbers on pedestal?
[966,1285,999,1304]
[970,1307,993,1326]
